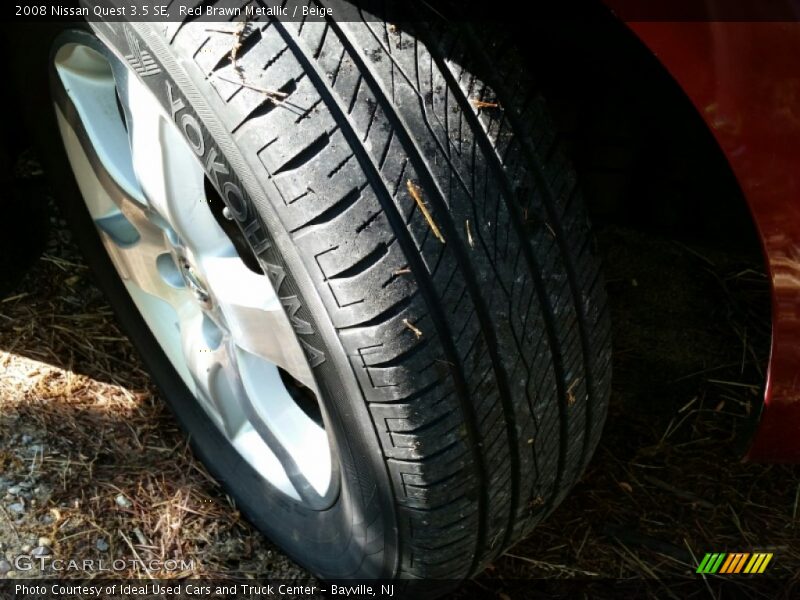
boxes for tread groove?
[273,17,489,575]
[344,18,522,561]
[459,23,605,470]
[272,131,331,176]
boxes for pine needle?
[403,318,423,339]
[472,99,500,109]
[407,180,445,244]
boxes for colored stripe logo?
[697,552,773,574]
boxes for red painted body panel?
[625,22,800,461]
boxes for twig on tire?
[205,20,248,79]
[204,27,240,35]
[393,268,411,275]
[567,378,580,406]
[211,74,288,103]
[230,21,246,76]
[471,98,500,110]
[465,219,474,248]
[407,180,445,244]
[403,318,423,339]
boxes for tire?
[33,5,611,586]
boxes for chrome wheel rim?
[51,33,337,509]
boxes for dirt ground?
[1,192,799,597]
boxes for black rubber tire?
[33,6,611,585]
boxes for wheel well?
[510,13,760,251]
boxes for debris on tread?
[406,180,445,244]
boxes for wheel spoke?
[202,255,319,393]
[176,306,246,438]
[116,69,230,256]
[231,350,330,508]
[52,43,144,218]
[55,112,186,310]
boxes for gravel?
[7,503,24,514]
[114,494,133,509]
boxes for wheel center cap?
[180,261,211,307]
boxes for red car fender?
[624,21,800,461]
